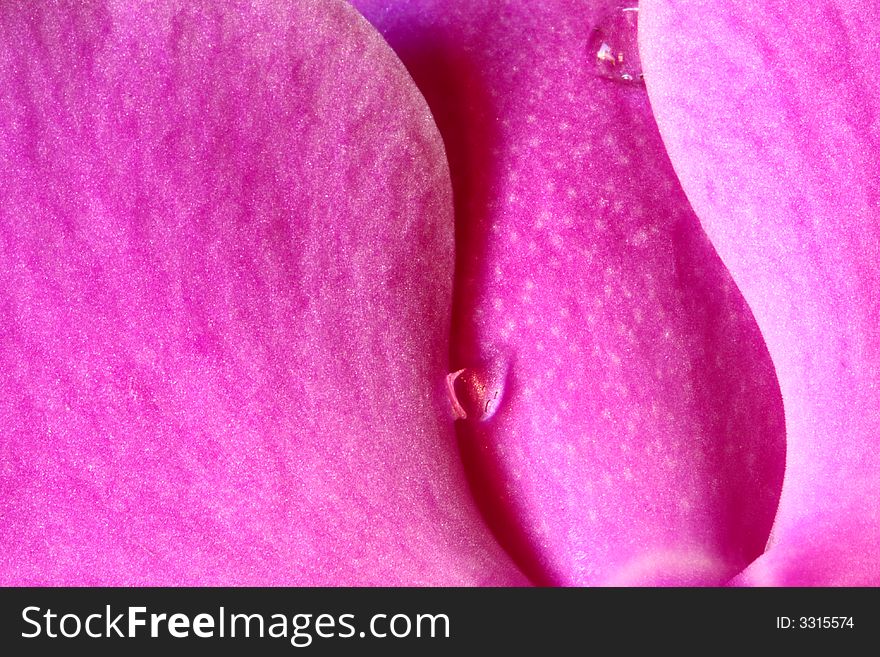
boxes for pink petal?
[354,0,785,585]
[0,0,526,585]
[641,0,880,584]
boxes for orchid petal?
[354,0,785,585]
[0,0,526,585]
[641,0,880,584]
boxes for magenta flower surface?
[0,0,522,586]
[351,0,785,586]
[0,0,876,586]
[641,0,880,585]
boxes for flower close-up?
[0,0,877,588]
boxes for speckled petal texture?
[0,0,526,585]
[641,0,880,584]
[353,0,786,585]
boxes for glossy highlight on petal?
[447,357,510,422]
[588,2,645,84]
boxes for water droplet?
[588,3,644,84]
[446,360,509,421]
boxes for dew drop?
[446,359,509,422]
[588,3,644,84]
